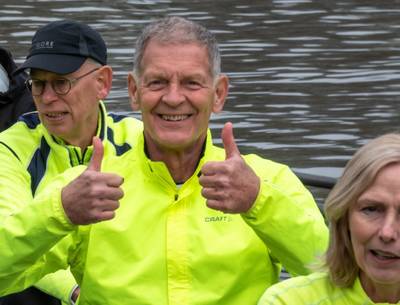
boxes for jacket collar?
[41,100,108,164]
[136,129,214,186]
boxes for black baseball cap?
[15,19,107,75]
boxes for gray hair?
[133,16,221,80]
[324,133,400,287]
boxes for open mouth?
[160,114,191,121]
[370,249,400,260]
[45,112,68,120]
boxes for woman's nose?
[379,214,399,243]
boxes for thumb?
[88,136,104,171]
[222,122,240,159]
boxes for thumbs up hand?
[61,137,124,225]
[87,135,104,172]
[199,122,260,213]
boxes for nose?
[379,214,399,243]
[161,83,185,106]
[40,81,58,104]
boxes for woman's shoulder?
[258,272,344,305]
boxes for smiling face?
[128,40,228,156]
[30,62,112,149]
[349,162,400,299]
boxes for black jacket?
[0,47,35,131]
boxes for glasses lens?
[53,79,71,95]
[29,79,45,96]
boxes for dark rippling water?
[1,0,400,203]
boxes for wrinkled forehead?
[140,40,212,74]
[143,39,208,56]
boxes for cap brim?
[14,54,86,75]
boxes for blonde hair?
[324,133,400,286]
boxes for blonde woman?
[258,133,400,304]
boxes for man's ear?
[128,73,140,111]
[212,74,229,113]
[96,65,112,100]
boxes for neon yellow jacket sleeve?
[242,154,329,276]
[0,135,78,300]
[0,166,82,296]
[34,269,77,305]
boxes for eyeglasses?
[26,67,100,96]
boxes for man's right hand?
[61,137,124,225]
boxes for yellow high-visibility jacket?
[0,101,142,304]
[0,131,328,305]
[258,272,381,305]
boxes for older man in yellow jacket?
[0,19,142,305]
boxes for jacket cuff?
[242,179,269,220]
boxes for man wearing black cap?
[0,19,142,305]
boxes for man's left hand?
[199,122,260,213]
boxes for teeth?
[46,112,65,118]
[161,114,189,121]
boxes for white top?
[0,64,9,93]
